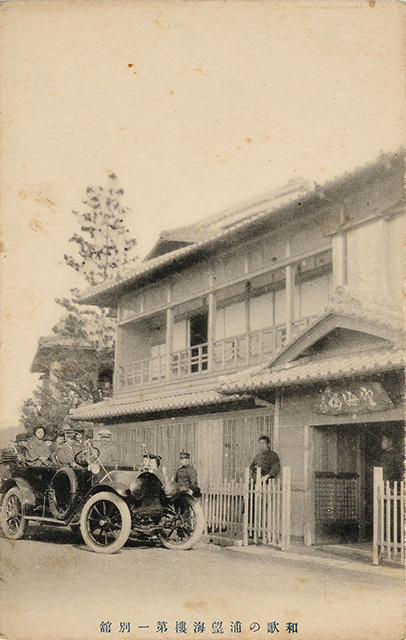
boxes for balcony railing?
[171,343,209,378]
[117,316,319,390]
[213,325,286,371]
[118,355,167,390]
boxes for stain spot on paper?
[184,600,208,612]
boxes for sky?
[0,0,404,432]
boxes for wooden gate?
[202,467,291,550]
[373,467,405,565]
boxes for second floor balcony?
[117,317,317,391]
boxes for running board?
[28,516,67,525]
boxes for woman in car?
[25,427,52,466]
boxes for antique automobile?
[0,443,205,554]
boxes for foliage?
[20,174,137,435]
[65,173,138,286]
[19,386,72,436]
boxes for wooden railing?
[171,343,209,378]
[213,326,286,371]
[201,467,291,550]
[373,467,405,565]
[118,355,167,390]
[117,316,319,389]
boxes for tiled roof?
[79,150,403,307]
[78,182,309,305]
[221,346,406,394]
[70,385,246,421]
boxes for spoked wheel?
[158,495,205,550]
[1,487,28,540]
[80,492,131,554]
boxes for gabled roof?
[220,345,406,394]
[269,291,404,368]
[78,149,404,308]
[31,334,113,374]
[145,178,309,261]
[221,296,405,395]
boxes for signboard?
[315,382,394,416]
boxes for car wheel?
[158,495,205,550]
[80,491,131,554]
[1,487,28,540]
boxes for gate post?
[281,467,291,551]
[242,467,249,546]
[373,466,383,566]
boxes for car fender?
[87,482,130,499]
[1,477,36,509]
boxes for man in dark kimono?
[250,435,280,483]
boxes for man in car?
[55,430,82,467]
[14,433,29,464]
[98,429,120,467]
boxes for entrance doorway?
[313,424,360,544]
[313,421,404,544]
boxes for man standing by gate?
[250,435,280,483]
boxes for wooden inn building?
[71,150,405,545]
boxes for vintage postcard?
[0,1,405,639]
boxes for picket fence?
[373,467,405,565]
[201,467,291,550]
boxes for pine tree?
[20,174,138,435]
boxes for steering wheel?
[74,446,100,467]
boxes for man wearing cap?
[174,452,198,493]
[98,429,120,467]
[55,430,82,467]
[14,433,29,465]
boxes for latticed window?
[222,414,274,481]
[118,421,198,480]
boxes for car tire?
[1,487,28,540]
[80,491,131,554]
[158,495,205,550]
[48,467,78,520]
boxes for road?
[0,526,404,640]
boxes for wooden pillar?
[113,323,120,392]
[303,425,313,546]
[207,291,216,372]
[273,391,280,450]
[285,263,295,343]
[332,231,347,289]
[281,467,291,551]
[165,307,174,380]
[245,281,250,333]
[380,217,390,299]
[373,466,383,565]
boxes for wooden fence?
[373,467,405,565]
[202,467,291,550]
